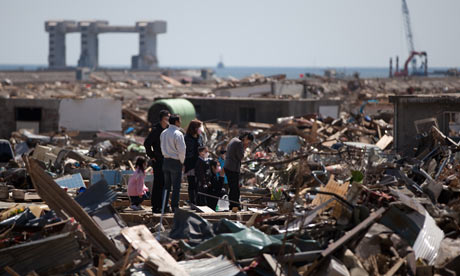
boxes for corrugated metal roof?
[75,179,117,213]
[179,255,244,276]
[0,231,91,275]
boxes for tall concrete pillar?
[132,21,166,70]
[78,21,107,69]
[45,21,76,69]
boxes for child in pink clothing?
[128,157,149,210]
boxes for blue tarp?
[278,135,301,154]
[55,173,85,189]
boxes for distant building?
[390,94,460,155]
[150,97,341,126]
[214,80,312,98]
[0,98,122,139]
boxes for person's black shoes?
[153,206,176,213]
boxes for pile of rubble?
[0,72,214,102]
[2,100,460,275]
[3,70,460,105]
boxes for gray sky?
[1,0,459,68]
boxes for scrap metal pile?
[1,107,460,275]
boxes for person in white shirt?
[160,114,186,212]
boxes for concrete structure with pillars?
[390,94,460,155]
[45,20,167,70]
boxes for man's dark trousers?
[226,169,240,209]
[187,176,198,205]
[151,159,164,213]
[162,158,183,210]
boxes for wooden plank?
[128,160,135,171]
[106,249,139,275]
[309,121,319,143]
[4,266,20,276]
[97,254,105,276]
[246,213,259,227]
[120,210,254,225]
[323,127,348,147]
[384,257,405,276]
[161,75,183,86]
[248,122,273,129]
[121,225,189,276]
[263,254,287,276]
[311,175,349,219]
[28,205,45,218]
[11,189,25,200]
[306,207,387,275]
[348,125,376,135]
[321,207,386,258]
[86,268,96,276]
[377,124,382,139]
[122,108,149,127]
[376,134,393,150]
[26,157,123,261]
[194,206,215,213]
[113,199,152,208]
[119,246,133,276]
[23,192,41,201]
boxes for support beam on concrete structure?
[45,21,78,69]
[77,21,108,69]
[132,21,167,70]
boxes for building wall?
[58,98,122,131]
[214,82,306,98]
[272,82,304,97]
[391,96,460,156]
[184,97,340,125]
[214,84,271,97]
[0,98,122,139]
[0,98,60,139]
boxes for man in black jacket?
[144,110,170,213]
[224,132,254,210]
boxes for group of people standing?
[132,109,254,213]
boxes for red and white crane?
[391,0,428,77]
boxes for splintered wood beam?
[25,157,123,261]
[121,225,189,276]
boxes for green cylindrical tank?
[148,98,196,129]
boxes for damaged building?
[0,97,122,139]
[390,94,460,155]
[149,97,341,126]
